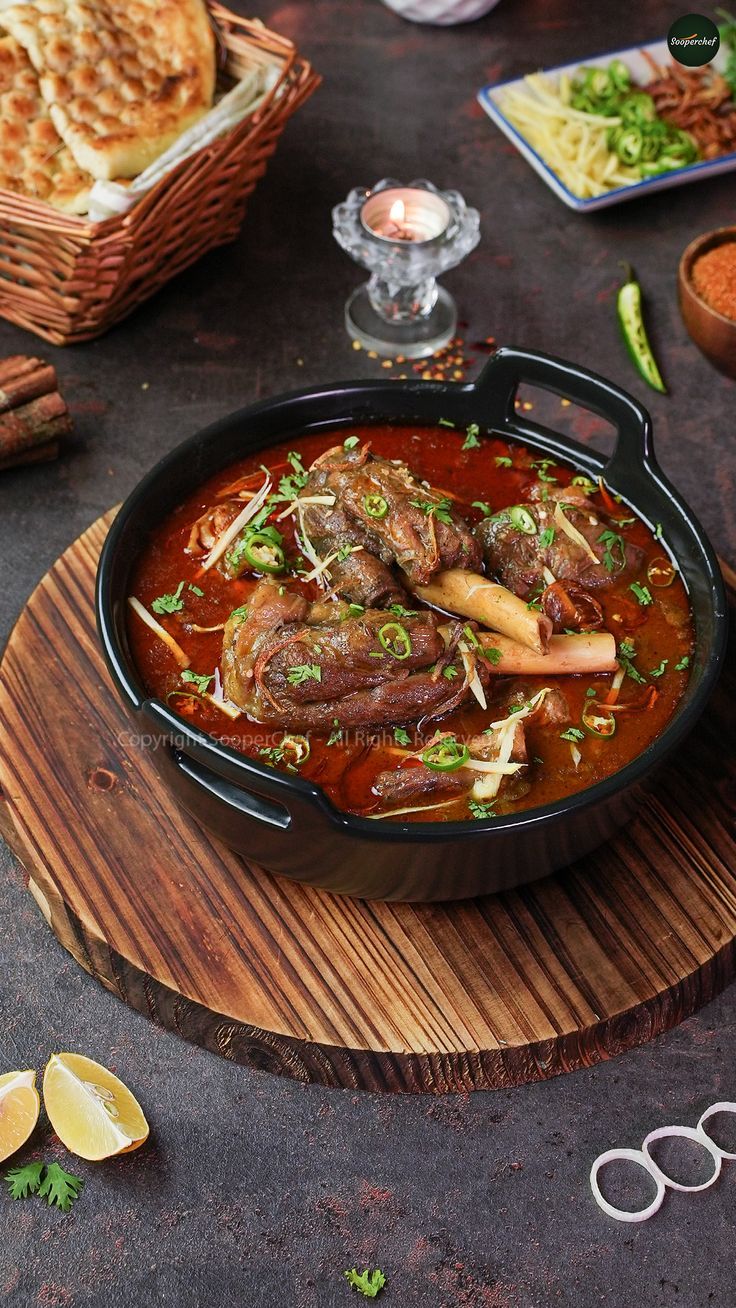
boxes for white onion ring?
[641,1125,722,1193]
[697,1102,736,1161]
[589,1148,665,1223]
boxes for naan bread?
[0,0,216,181]
[0,32,92,212]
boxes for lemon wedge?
[43,1053,149,1161]
[0,1069,41,1163]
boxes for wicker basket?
[0,4,319,345]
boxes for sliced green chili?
[422,737,470,772]
[378,621,412,660]
[582,703,616,737]
[242,532,286,574]
[509,505,537,535]
[363,492,389,519]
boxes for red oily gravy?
[127,425,694,823]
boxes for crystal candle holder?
[332,178,481,358]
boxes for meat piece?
[299,497,408,607]
[299,444,481,589]
[221,580,482,729]
[373,717,528,811]
[372,763,470,807]
[186,499,241,554]
[542,580,604,633]
[499,682,570,727]
[474,494,643,600]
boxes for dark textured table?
[1,2,735,1304]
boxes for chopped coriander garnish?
[409,496,454,526]
[181,669,214,694]
[152,580,185,614]
[494,455,512,468]
[472,500,491,516]
[532,755,544,765]
[438,417,455,428]
[630,581,653,606]
[675,654,690,671]
[598,530,626,573]
[618,639,647,685]
[650,659,668,678]
[347,602,365,617]
[229,603,249,623]
[389,602,418,618]
[571,475,596,493]
[188,583,204,597]
[336,543,357,562]
[442,664,459,679]
[508,703,527,714]
[654,522,664,541]
[483,646,502,665]
[344,1268,386,1299]
[560,726,585,742]
[286,663,321,686]
[538,527,555,550]
[468,799,496,819]
[327,718,343,745]
[532,458,558,483]
[343,435,360,449]
[462,624,480,649]
[394,727,411,746]
[462,423,481,450]
[585,687,597,698]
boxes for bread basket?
[0,3,319,346]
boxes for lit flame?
[389,198,405,224]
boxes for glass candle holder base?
[345,284,456,359]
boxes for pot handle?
[172,748,293,829]
[471,346,657,485]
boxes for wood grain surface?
[0,511,734,1093]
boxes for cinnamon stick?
[0,440,59,472]
[0,354,72,470]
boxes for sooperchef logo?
[667,13,721,66]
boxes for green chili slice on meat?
[509,505,537,535]
[363,493,389,519]
[422,737,470,772]
[243,533,286,574]
[378,621,412,659]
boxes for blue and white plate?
[478,40,736,212]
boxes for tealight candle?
[361,188,452,244]
[332,179,480,358]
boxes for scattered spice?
[351,328,493,382]
[691,241,736,320]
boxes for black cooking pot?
[96,347,727,901]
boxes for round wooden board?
[1,512,735,1093]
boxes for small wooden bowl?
[678,226,736,378]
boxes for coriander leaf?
[675,654,690,671]
[483,646,502,666]
[598,529,626,574]
[344,1268,386,1298]
[336,543,357,562]
[389,603,418,618]
[560,727,585,742]
[468,799,496,819]
[472,500,491,516]
[409,496,454,526]
[630,581,653,606]
[327,718,343,745]
[538,527,555,550]
[462,624,480,649]
[181,669,214,694]
[442,664,459,679]
[286,663,321,686]
[650,659,668,678]
[462,423,481,451]
[494,455,512,468]
[348,603,365,617]
[38,1163,83,1213]
[229,604,249,623]
[394,727,411,746]
[532,457,558,484]
[151,581,185,614]
[617,639,647,685]
[585,687,597,698]
[654,522,664,541]
[343,435,360,450]
[188,583,204,597]
[438,417,455,428]
[5,1161,44,1200]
